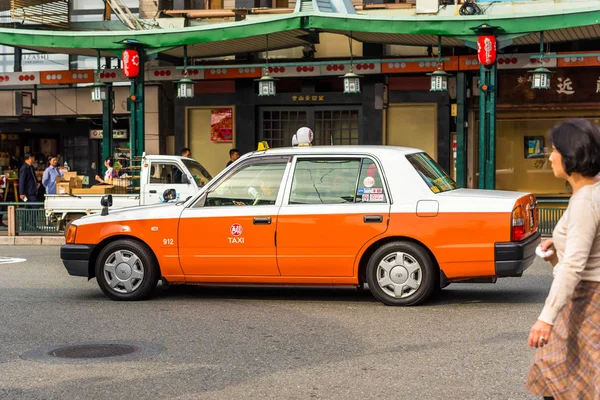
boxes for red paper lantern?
[477,36,497,66]
[122,49,140,78]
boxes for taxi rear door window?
[290,158,360,204]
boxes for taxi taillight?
[511,205,525,242]
[65,224,77,244]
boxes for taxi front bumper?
[494,231,541,277]
[60,244,95,278]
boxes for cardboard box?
[55,172,83,195]
[62,171,78,179]
[71,185,114,195]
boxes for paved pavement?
[0,245,550,400]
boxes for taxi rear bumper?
[494,231,541,277]
[60,244,95,278]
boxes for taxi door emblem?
[230,223,243,236]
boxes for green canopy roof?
[0,0,598,58]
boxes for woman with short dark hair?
[526,119,600,400]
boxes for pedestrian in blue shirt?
[42,156,61,195]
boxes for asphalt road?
[0,245,551,400]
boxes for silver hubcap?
[376,251,422,299]
[103,250,145,294]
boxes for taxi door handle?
[364,215,383,223]
[253,217,271,225]
[149,190,157,194]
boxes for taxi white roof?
[251,145,423,157]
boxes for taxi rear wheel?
[366,241,437,306]
[95,240,159,301]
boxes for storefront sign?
[477,36,497,66]
[500,68,600,104]
[89,129,128,140]
[122,49,140,78]
[292,95,325,102]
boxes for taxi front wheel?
[366,241,437,306]
[95,240,159,301]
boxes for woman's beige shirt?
[539,181,600,324]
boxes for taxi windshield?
[406,152,458,194]
[183,159,212,188]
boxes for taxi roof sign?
[292,127,313,147]
[257,141,270,151]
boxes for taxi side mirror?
[100,194,113,207]
[163,189,177,202]
[100,194,113,216]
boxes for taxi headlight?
[65,224,77,244]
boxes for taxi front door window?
[205,161,287,207]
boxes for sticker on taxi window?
[370,194,384,202]
[363,177,375,188]
[361,194,369,202]
[358,188,383,194]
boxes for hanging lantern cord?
[539,31,544,65]
[183,45,188,75]
[265,35,269,75]
[437,36,443,68]
[349,32,354,72]
[96,49,101,73]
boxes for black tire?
[366,241,438,306]
[95,239,159,301]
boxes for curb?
[0,236,65,246]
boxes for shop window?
[495,118,584,196]
[205,159,287,206]
[262,110,308,148]
[290,158,361,204]
[314,110,359,146]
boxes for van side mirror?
[100,194,113,216]
[163,189,177,202]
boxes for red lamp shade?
[122,49,140,78]
[477,36,497,66]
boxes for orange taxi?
[60,133,540,306]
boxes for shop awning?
[0,0,598,57]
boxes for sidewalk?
[0,236,65,246]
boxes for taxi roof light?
[292,127,314,147]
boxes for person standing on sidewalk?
[19,152,39,203]
[526,119,600,400]
[41,156,61,195]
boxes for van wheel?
[95,239,159,301]
[366,241,437,306]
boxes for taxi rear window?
[406,152,458,194]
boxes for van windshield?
[183,160,213,188]
[406,152,458,194]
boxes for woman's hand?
[95,175,103,183]
[528,320,553,348]
[539,238,558,265]
[540,239,553,252]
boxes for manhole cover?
[48,344,140,359]
[21,340,164,364]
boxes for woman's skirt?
[526,281,600,399]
